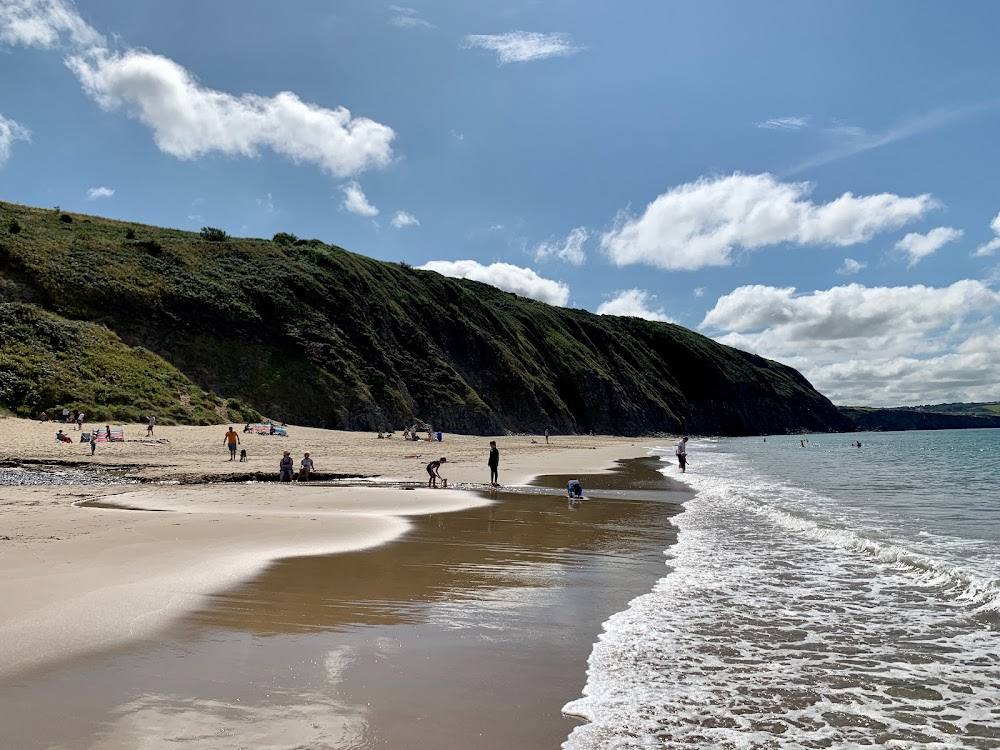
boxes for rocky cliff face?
[0,201,852,435]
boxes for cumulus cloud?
[418,259,569,306]
[755,116,809,130]
[462,31,584,64]
[391,210,419,228]
[700,280,1000,405]
[534,226,588,265]
[974,211,1000,257]
[340,182,379,217]
[596,289,674,322]
[601,172,937,271]
[85,185,114,199]
[895,226,963,266]
[693,287,705,298]
[836,258,866,275]
[0,113,31,164]
[65,49,396,178]
[389,6,433,29]
[0,0,103,49]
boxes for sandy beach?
[0,416,656,681]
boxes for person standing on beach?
[427,457,447,488]
[299,452,314,481]
[675,436,689,473]
[279,451,294,482]
[76,411,85,431]
[90,434,97,456]
[544,428,549,445]
[487,441,500,486]
[62,407,69,423]
[147,415,156,436]
[223,426,240,461]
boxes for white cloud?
[974,211,1000,257]
[418,259,569,306]
[462,31,584,64]
[790,101,1000,174]
[534,226,588,265]
[693,287,705,298]
[700,280,1000,406]
[257,192,274,213]
[756,116,809,130]
[66,49,395,178]
[391,210,419,228]
[340,181,379,217]
[894,226,963,266]
[389,6,434,29]
[0,113,31,165]
[596,289,674,322]
[85,185,114,199]
[601,172,936,271]
[0,0,103,49]
[836,258,866,275]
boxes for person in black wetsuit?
[488,441,499,486]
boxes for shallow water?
[564,430,1000,749]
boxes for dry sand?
[0,416,658,678]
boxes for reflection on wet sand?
[0,457,688,750]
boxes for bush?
[125,228,136,240]
[273,232,298,246]
[200,226,228,242]
[59,213,73,223]
[7,218,20,234]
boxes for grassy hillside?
[0,201,851,436]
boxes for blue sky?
[2,0,1000,407]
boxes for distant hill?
[839,404,1000,432]
[0,200,852,436]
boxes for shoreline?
[2,451,690,749]
[0,416,660,679]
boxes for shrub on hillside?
[272,232,298,245]
[125,228,136,240]
[7,218,20,234]
[59,213,73,223]
[200,226,228,242]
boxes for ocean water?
[564,429,1000,749]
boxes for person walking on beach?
[62,407,69,423]
[487,441,500,486]
[76,411,85,431]
[675,436,689,473]
[147,415,156,436]
[223,426,240,460]
[90,434,97,456]
[427,457,447,488]
[279,451,294,482]
[299,452,314,481]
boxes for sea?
[563,429,1000,750]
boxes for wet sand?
[0,457,690,749]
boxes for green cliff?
[0,201,852,435]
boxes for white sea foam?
[563,437,1000,749]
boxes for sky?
[2,0,1000,407]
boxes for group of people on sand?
[223,426,316,481]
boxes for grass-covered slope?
[0,201,851,435]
